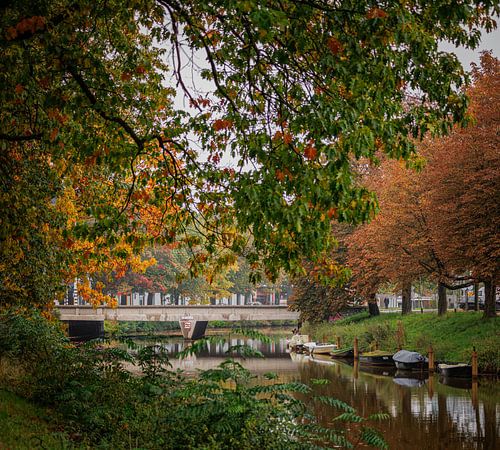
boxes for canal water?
[129,333,499,450]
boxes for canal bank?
[302,312,500,374]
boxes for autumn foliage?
[347,53,499,317]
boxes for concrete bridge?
[56,305,299,322]
[56,305,299,340]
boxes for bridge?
[56,305,298,322]
[56,305,299,340]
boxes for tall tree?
[424,53,500,317]
[2,0,498,308]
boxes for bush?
[0,308,389,449]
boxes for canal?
[128,332,499,450]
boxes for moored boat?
[287,334,310,352]
[330,347,354,359]
[359,350,395,367]
[438,363,472,378]
[393,350,428,371]
[303,342,338,355]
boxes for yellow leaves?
[78,278,117,308]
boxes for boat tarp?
[393,350,428,363]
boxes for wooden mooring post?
[428,345,435,372]
[336,335,341,349]
[472,346,478,378]
[354,337,359,360]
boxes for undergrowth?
[0,308,389,449]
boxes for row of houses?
[61,281,290,306]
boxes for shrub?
[0,308,389,449]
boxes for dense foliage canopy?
[1,0,499,307]
[347,54,499,317]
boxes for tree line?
[291,53,499,320]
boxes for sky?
[440,27,500,69]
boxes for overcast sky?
[440,27,500,69]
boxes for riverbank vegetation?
[104,320,296,337]
[302,312,500,373]
[1,309,389,449]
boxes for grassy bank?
[0,390,80,449]
[302,312,499,373]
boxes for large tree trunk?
[474,283,480,311]
[437,282,447,316]
[368,292,380,316]
[401,281,412,315]
[483,279,497,318]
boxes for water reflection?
[128,335,499,450]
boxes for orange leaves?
[326,37,343,55]
[213,118,233,131]
[304,143,317,160]
[121,72,132,81]
[6,16,46,40]
[275,169,286,182]
[272,130,293,145]
[275,168,293,182]
[366,8,388,19]
[49,128,59,142]
[15,84,24,94]
[327,207,338,219]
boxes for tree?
[424,53,500,317]
[347,54,500,317]
[290,224,363,321]
[2,0,498,308]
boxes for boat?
[437,363,472,378]
[359,350,395,367]
[392,350,428,371]
[330,347,354,359]
[303,342,337,355]
[286,334,310,352]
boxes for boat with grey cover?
[392,350,428,371]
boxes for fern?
[333,412,365,423]
[310,378,330,385]
[367,412,391,421]
[360,427,389,449]
[314,396,356,413]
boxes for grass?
[0,390,81,449]
[302,311,500,373]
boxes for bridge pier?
[179,316,208,340]
[63,320,104,341]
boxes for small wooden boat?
[359,350,395,367]
[330,347,354,359]
[393,350,428,371]
[303,342,337,355]
[438,363,472,378]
